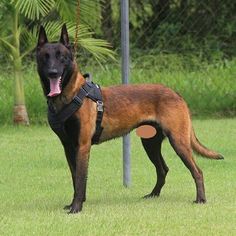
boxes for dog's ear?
[37,26,48,48]
[60,24,70,47]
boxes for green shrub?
[0,56,235,125]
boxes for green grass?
[0,119,235,235]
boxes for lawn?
[0,119,235,236]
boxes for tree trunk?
[13,59,29,125]
[12,9,29,125]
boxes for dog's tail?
[191,128,224,160]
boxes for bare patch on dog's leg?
[136,125,157,139]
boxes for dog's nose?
[48,69,58,78]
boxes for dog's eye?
[60,55,67,62]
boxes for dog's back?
[100,84,187,141]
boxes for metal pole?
[121,0,131,187]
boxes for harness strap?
[48,81,104,144]
[92,99,103,144]
[58,86,88,121]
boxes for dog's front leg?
[61,142,76,210]
[69,138,91,214]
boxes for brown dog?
[36,25,223,214]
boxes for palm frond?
[79,38,115,62]
[20,27,36,58]
[45,21,115,59]
[14,0,54,20]
[80,0,101,28]
[53,0,101,29]
[2,1,116,64]
[0,37,15,53]
[55,0,77,22]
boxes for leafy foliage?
[14,0,54,20]
[101,0,236,59]
[0,57,235,124]
[0,0,115,65]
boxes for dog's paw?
[193,198,206,204]
[64,197,86,211]
[68,208,80,214]
[67,202,83,214]
[143,193,159,199]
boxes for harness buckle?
[97,101,103,112]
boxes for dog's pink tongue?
[47,78,61,97]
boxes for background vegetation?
[104,0,236,57]
[0,57,236,124]
[0,0,236,124]
[0,2,235,235]
[0,0,114,124]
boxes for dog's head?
[36,24,75,97]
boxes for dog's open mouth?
[47,77,62,97]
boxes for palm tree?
[0,2,30,124]
[0,0,114,125]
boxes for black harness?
[47,81,104,145]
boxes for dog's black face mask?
[36,25,74,97]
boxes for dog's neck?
[47,62,86,112]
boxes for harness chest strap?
[48,81,104,145]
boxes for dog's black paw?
[68,208,80,214]
[67,202,83,214]
[193,198,206,204]
[64,197,86,211]
[143,193,159,199]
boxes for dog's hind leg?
[141,129,169,198]
[168,132,206,203]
